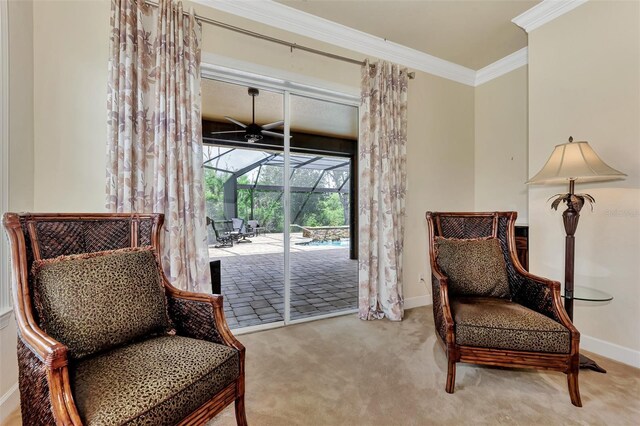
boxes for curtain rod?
[143,0,415,79]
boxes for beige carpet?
[3,307,639,425]
[210,306,640,425]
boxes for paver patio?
[209,233,358,329]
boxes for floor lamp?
[527,136,626,372]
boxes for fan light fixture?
[245,88,263,142]
[209,87,284,143]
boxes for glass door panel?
[287,94,359,321]
[202,78,285,329]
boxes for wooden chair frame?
[3,212,248,425]
[425,211,582,407]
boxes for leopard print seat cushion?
[71,335,240,426]
[435,237,511,298]
[32,247,171,360]
[451,297,570,354]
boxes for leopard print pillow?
[435,237,511,298]
[32,247,172,360]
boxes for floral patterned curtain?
[358,60,408,321]
[106,0,154,213]
[106,0,211,293]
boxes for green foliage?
[203,164,349,232]
[204,171,225,220]
[320,193,346,226]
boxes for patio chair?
[208,216,233,248]
[2,213,247,425]
[231,218,252,243]
[247,219,260,236]
[219,220,240,241]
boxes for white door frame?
[200,59,359,334]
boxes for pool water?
[297,239,350,247]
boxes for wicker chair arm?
[16,331,82,425]
[2,214,67,368]
[18,323,69,368]
[164,283,244,353]
[510,262,580,337]
[515,267,559,290]
[430,263,447,283]
[430,264,455,345]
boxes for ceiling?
[201,78,358,139]
[276,0,539,70]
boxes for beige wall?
[33,0,110,212]
[28,1,475,307]
[475,66,528,223]
[404,73,475,301]
[8,0,34,212]
[1,0,34,419]
[528,0,640,357]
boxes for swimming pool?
[296,239,350,247]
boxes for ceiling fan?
[209,87,284,143]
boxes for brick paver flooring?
[214,247,358,329]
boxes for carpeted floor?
[209,306,640,425]
[3,306,639,425]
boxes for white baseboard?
[0,382,19,424]
[404,295,431,310]
[581,334,640,369]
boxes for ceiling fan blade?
[224,116,247,128]
[262,130,289,139]
[261,120,284,130]
[209,130,246,135]
[203,137,245,143]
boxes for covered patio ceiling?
[203,146,350,176]
[203,145,351,222]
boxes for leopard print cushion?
[451,297,570,354]
[32,247,171,360]
[72,335,240,426]
[435,237,510,298]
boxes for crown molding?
[193,0,476,86]
[194,0,532,87]
[475,47,528,86]
[512,0,589,33]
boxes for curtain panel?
[106,0,210,293]
[358,60,409,321]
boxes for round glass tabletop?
[562,286,613,302]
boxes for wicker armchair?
[3,213,247,425]
[425,212,581,406]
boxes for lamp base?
[580,353,607,373]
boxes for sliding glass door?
[203,79,285,330]
[201,77,358,330]
[287,94,359,321]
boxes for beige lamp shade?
[527,140,626,185]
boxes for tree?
[203,151,351,233]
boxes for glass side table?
[562,285,613,373]
[566,286,614,302]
